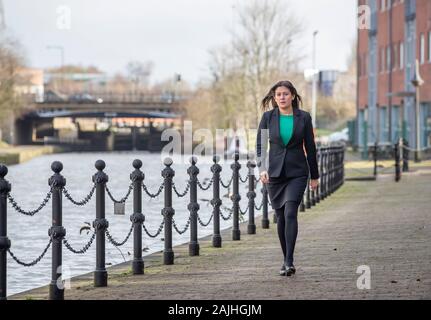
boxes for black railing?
[0,144,345,300]
[345,139,427,182]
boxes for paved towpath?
[12,167,431,299]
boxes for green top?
[279,114,294,146]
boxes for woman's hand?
[310,179,319,191]
[260,171,269,184]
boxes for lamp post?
[411,59,424,162]
[172,73,181,103]
[46,45,65,90]
[311,30,319,128]
[46,45,64,70]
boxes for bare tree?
[0,37,25,121]
[126,60,154,92]
[205,0,304,129]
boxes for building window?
[387,46,391,71]
[381,0,386,11]
[421,103,431,148]
[392,106,400,141]
[380,107,388,142]
[428,31,431,62]
[378,49,382,72]
[400,42,404,69]
[381,48,385,72]
[393,43,398,70]
[420,33,425,64]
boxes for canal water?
[5,151,262,296]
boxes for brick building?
[356,0,431,157]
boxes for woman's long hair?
[260,80,303,112]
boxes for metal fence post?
[48,161,66,300]
[311,183,316,207]
[334,148,339,190]
[188,156,200,256]
[402,138,409,172]
[334,147,338,191]
[300,197,305,212]
[162,158,175,265]
[322,148,327,200]
[0,165,11,300]
[211,156,222,248]
[373,142,378,177]
[130,159,145,274]
[395,141,401,182]
[231,152,241,241]
[247,160,256,235]
[93,160,109,287]
[261,183,270,228]
[316,148,321,204]
[337,147,342,189]
[306,176,311,209]
[329,147,333,195]
[341,146,345,186]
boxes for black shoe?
[285,266,296,276]
[279,264,286,276]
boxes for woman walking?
[256,80,319,276]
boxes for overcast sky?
[4,0,357,86]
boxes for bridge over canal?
[13,98,183,152]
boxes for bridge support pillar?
[13,119,34,145]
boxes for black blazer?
[256,107,319,180]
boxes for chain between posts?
[63,231,96,254]
[239,205,249,215]
[142,220,165,238]
[197,213,214,227]
[63,184,96,206]
[105,184,133,203]
[401,145,431,152]
[7,237,52,267]
[220,176,233,188]
[239,174,249,183]
[197,178,214,191]
[105,224,134,247]
[142,183,164,198]
[219,206,234,221]
[7,190,52,216]
[172,217,191,235]
[173,182,190,197]
[254,199,264,211]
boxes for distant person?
[256,80,319,276]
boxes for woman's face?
[274,86,295,109]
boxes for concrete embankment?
[0,145,64,165]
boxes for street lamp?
[172,73,181,103]
[411,59,424,162]
[46,45,64,69]
[46,45,65,90]
[311,30,319,128]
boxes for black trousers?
[275,200,301,267]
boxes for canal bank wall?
[0,145,65,165]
